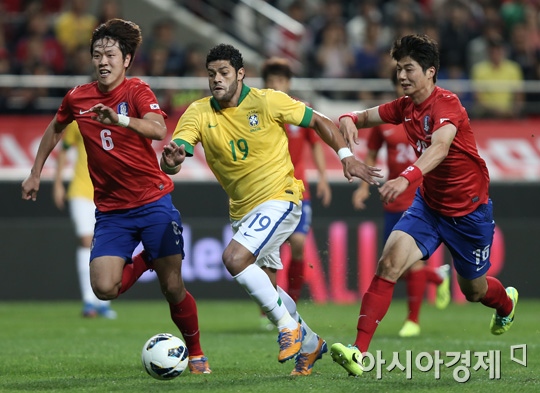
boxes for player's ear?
[237,67,245,82]
[427,66,435,79]
[124,53,132,69]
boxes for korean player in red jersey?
[331,34,518,376]
[21,19,210,374]
[352,72,451,338]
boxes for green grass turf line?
[0,299,538,392]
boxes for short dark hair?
[391,34,440,83]
[91,18,142,69]
[206,44,244,72]
[261,57,293,82]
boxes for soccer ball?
[141,333,189,380]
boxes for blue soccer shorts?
[393,190,495,280]
[293,199,312,235]
[383,210,405,243]
[90,194,184,263]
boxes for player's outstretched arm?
[338,107,384,152]
[89,104,167,140]
[379,123,457,204]
[160,141,186,175]
[22,116,67,201]
[309,110,382,185]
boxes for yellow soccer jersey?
[172,84,312,221]
[62,121,93,201]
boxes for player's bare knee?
[93,285,119,300]
[376,257,401,281]
[160,282,185,304]
[91,279,120,300]
[222,251,245,276]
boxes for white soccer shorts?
[231,199,302,270]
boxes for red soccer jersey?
[286,123,320,200]
[378,86,490,216]
[56,78,174,212]
[367,124,417,213]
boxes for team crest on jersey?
[423,115,431,133]
[247,111,261,132]
[117,101,128,116]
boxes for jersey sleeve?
[56,88,76,124]
[131,79,167,119]
[171,102,203,157]
[366,126,384,151]
[378,97,405,125]
[267,90,313,128]
[430,94,464,133]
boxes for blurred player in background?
[53,120,116,319]
[22,18,210,374]
[260,58,332,329]
[352,73,450,338]
[332,34,518,377]
[161,44,381,375]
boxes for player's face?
[92,38,131,92]
[396,56,435,103]
[264,75,291,93]
[207,60,245,107]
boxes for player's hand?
[352,186,370,210]
[316,179,332,207]
[89,103,117,125]
[342,156,382,185]
[21,173,40,201]
[162,140,186,171]
[52,181,66,210]
[339,117,359,151]
[379,176,409,204]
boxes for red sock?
[480,276,512,316]
[355,275,396,353]
[118,251,150,296]
[287,258,304,302]
[424,266,443,285]
[170,291,203,357]
[406,269,427,324]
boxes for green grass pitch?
[0,299,538,392]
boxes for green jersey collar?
[210,83,251,110]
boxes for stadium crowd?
[1,0,539,117]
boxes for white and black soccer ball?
[141,333,189,380]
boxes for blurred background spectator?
[138,18,186,77]
[470,36,524,118]
[54,0,98,59]
[15,10,64,74]
[97,0,122,25]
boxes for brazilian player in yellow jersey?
[161,44,382,375]
[53,121,116,319]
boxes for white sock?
[278,286,319,353]
[234,264,296,330]
[77,247,110,308]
